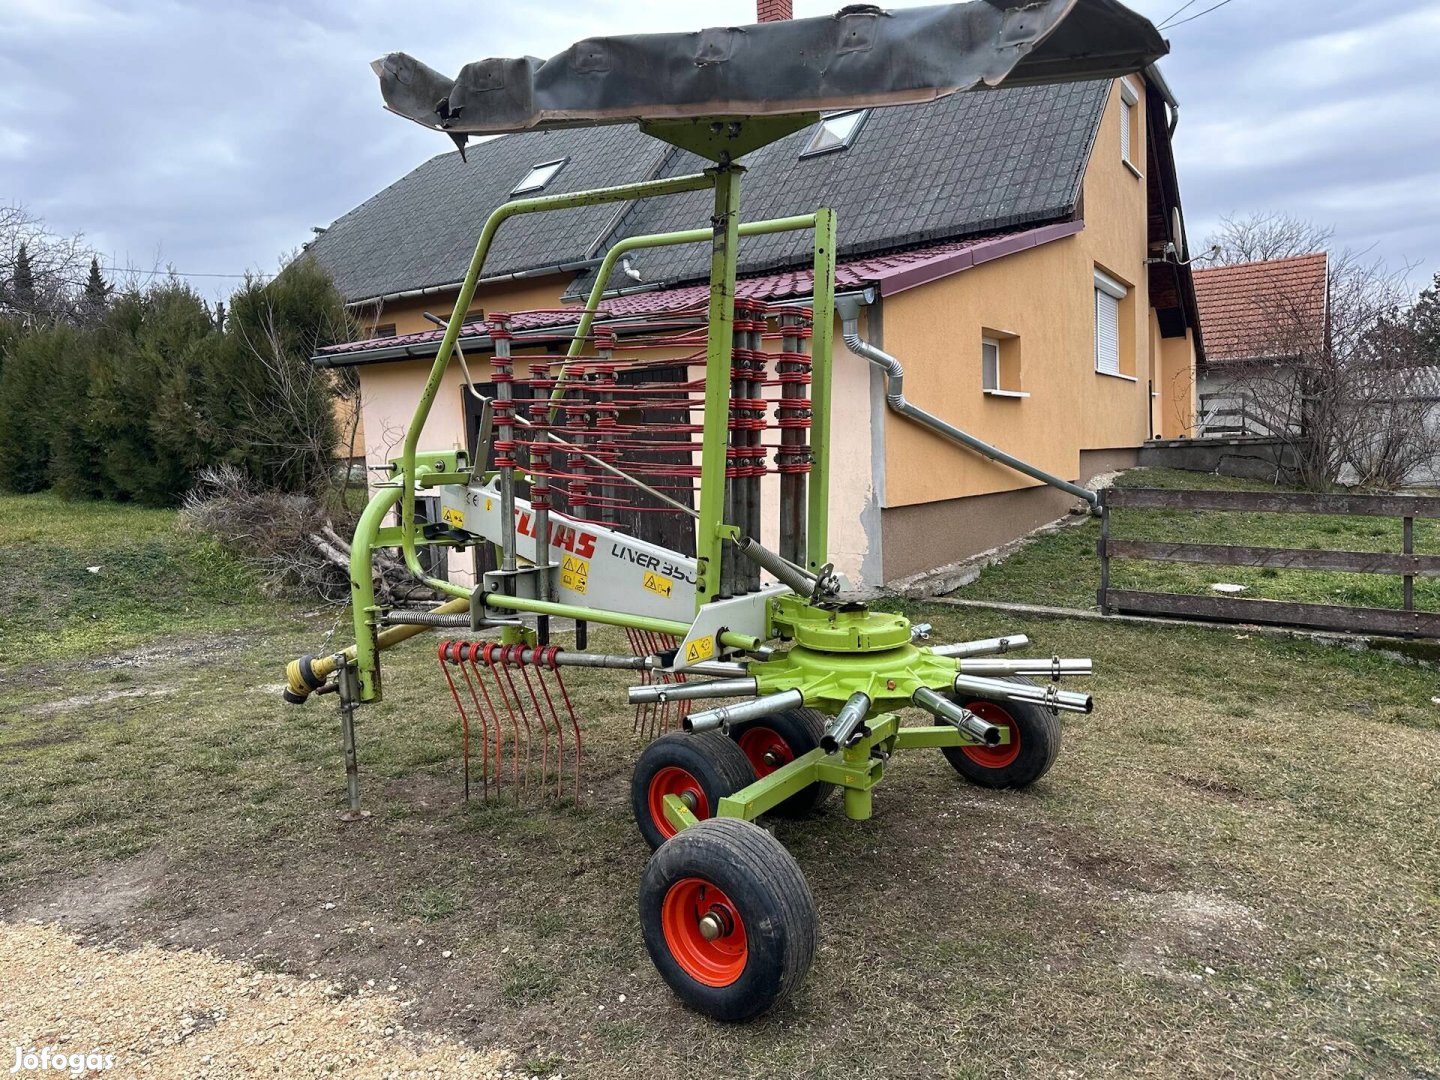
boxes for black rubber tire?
[631,731,757,850]
[941,676,1062,789]
[727,708,835,817]
[640,817,816,1022]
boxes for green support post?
[695,165,744,608]
[807,208,837,573]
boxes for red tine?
[461,642,496,799]
[484,643,522,791]
[497,645,534,793]
[514,654,551,789]
[437,641,472,802]
[530,648,567,800]
[548,647,582,804]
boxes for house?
[1193,253,1329,437]
[306,4,1203,589]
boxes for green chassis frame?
[663,712,1008,831]
[345,116,844,704]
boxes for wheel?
[639,817,816,1022]
[727,708,835,817]
[941,676,1062,789]
[631,732,756,850]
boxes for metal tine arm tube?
[380,611,522,628]
[628,677,758,705]
[684,689,805,734]
[952,673,1093,714]
[678,660,751,677]
[822,691,871,753]
[958,658,1093,678]
[913,686,1002,746]
[928,634,1030,659]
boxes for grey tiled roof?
[306,124,674,302]
[309,80,1108,304]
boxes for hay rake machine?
[283,0,1165,1020]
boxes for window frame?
[980,330,1028,398]
[800,108,871,158]
[510,157,569,196]
[1093,269,1134,381]
[1118,78,1141,177]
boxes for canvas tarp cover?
[375,0,1167,140]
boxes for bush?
[0,326,74,493]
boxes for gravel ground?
[0,923,516,1079]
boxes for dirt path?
[0,922,516,1079]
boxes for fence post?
[1403,515,1414,613]
[1097,488,1111,614]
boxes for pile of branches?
[180,464,427,604]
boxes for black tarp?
[375,0,1166,141]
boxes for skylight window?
[511,158,567,196]
[800,109,869,158]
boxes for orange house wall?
[878,77,1169,508]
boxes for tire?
[941,676,1062,789]
[640,817,816,1022]
[631,732,757,850]
[727,708,835,817]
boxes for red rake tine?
[437,640,472,802]
[460,642,495,800]
[496,645,534,796]
[514,654,551,792]
[484,643,522,793]
[549,650,582,804]
[530,648,566,800]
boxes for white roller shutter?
[1095,287,1121,376]
[1120,98,1133,163]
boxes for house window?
[511,158,567,196]
[981,331,1027,397]
[1119,79,1140,173]
[801,109,869,158]
[371,323,396,339]
[1094,268,1133,379]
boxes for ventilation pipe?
[836,296,1099,510]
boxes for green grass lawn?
[958,468,1440,612]
[1,489,1438,1078]
[0,491,289,668]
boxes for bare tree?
[0,203,96,324]
[1204,211,1336,267]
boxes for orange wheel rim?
[648,766,708,839]
[737,726,792,777]
[661,877,748,986]
[960,701,1021,769]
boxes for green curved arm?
[396,171,718,597]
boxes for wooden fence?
[1097,487,1440,637]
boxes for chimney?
[758,0,792,21]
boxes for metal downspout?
[837,306,1098,509]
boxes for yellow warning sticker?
[484,498,493,512]
[441,506,465,528]
[642,570,674,598]
[684,635,716,663]
[560,554,589,594]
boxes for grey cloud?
[1,0,1434,302]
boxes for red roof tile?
[319,221,1082,362]
[1193,253,1328,364]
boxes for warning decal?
[684,636,716,663]
[560,554,589,594]
[642,570,673,598]
[441,506,465,529]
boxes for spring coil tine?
[437,641,472,802]
[514,656,550,791]
[460,642,494,800]
[548,648,582,804]
[530,648,566,800]
[484,644,522,792]
[500,646,534,794]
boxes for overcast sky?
[2,0,1437,301]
